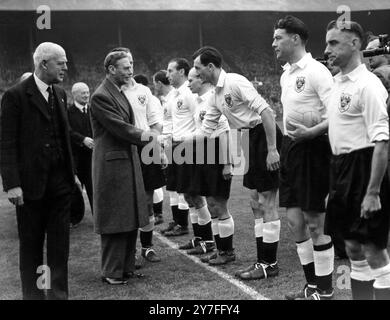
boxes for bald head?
[72,82,90,105]
[33,42,67,84]
[33,42,66,69]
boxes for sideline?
[155,232,270,301]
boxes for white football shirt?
[280,53,333,135]
[194,89,230,138]
[167,81,197,141]
[122,79,163,131]
[200,70,270,137]
[327,64,389,155]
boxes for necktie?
[47,86,54,109]
[83,107,87,114]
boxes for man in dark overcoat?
[0,42,75,299]
[90,50,156,284]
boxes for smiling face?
[110,55,133,86]
[73,84,90,105]
[272,28,295,61]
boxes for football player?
[325,20,390,300]
[272,16,335,300]
[191,46,283,275]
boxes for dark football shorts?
[279,134,331,212]
[243,123,282,193]
[138,146,166,192]
[189,137,231,199]
[165,141,193,194]
[325,147,390,249]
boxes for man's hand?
[7,187,23,206]
[222,164,233,180]
[266,148,280,171]
[286,121,313,142]
[160,151,168,170]
[83,137,94,149]
[361,193,381,219]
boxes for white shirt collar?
[34,73,50,93]
[283,53,313,72]
[334,63,366,83]
[74,101,87,112]
[197,89,213,103]
[216,69,227,88]
[122,78,140,92]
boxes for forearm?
[308,119,328,138]
[218,131,232,164]
[366,140,389,195]
[150,123,163,135]
[261,108,277,150]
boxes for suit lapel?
[103,78,132,121]
[26,76,50,121]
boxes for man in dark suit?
[68,82,93,214]
[0,42,75,299]
[90,50,159,285]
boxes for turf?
[0,175,355,300]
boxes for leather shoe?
[123,271,146,280]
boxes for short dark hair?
[192,46,223,68]
[153,70,170,85]
[133,74,149,86]
[104,51,129,73]
[274,15,309,43]
[168,58,190,76]
[110,47,131,54]
[326,20,364,42]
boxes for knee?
[345,242,364,260]
[183,194,194,207]
[207,198,217,216]
[307,223,322,241]
[193,196,206,209]
[287,215,305,234]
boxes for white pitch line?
[154,232,269,300]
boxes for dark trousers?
[16,167,73,300]
[76,151,93,214]
[101,230,138,278]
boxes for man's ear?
[41,60,48,70]
[351,37,361,51]
[108,65,116,75]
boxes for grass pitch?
[0,175,354,300]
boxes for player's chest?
[126,93,148,111]
[172,95,191,116]
[281,73,315,102]
[329,84,362,117]
[215,89,242,115]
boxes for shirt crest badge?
[138,95,146,106]
[295,76,306,93]
[339,93,352,113]
[177,99,183,109]
[224,93,233,108]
